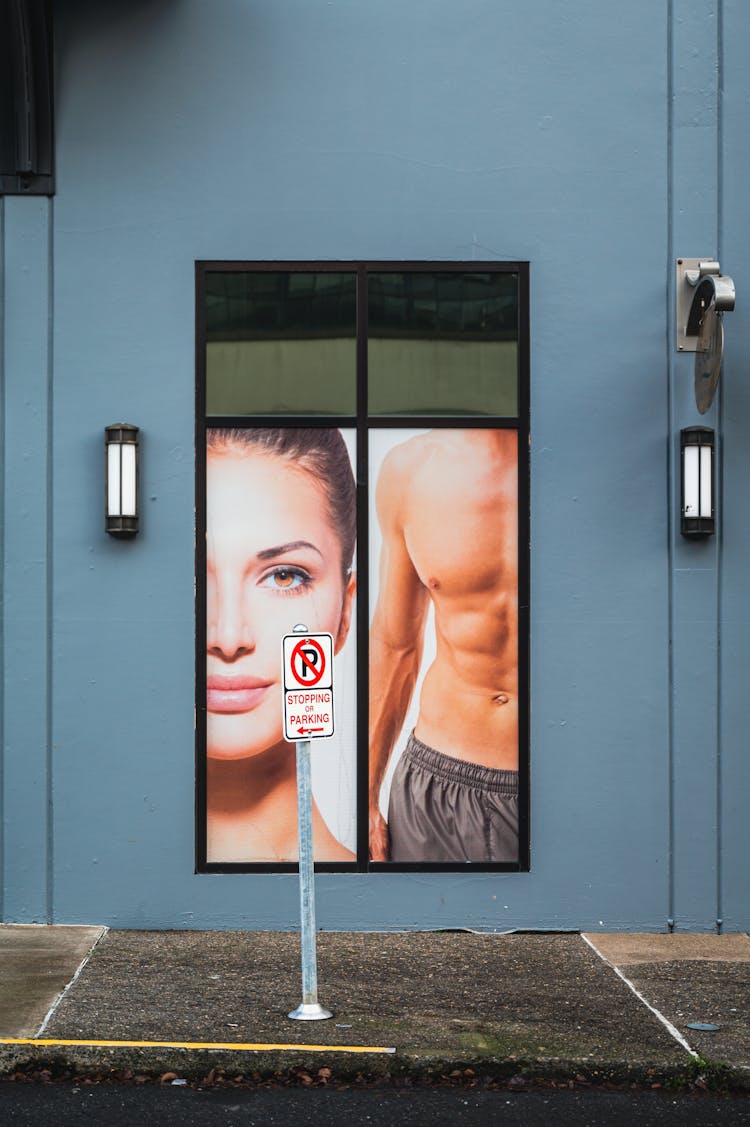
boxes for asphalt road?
[0,1086,748,1126]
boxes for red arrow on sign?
[298,726,324,734]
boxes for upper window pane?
[206,271,356,415]
[367,271,518,416]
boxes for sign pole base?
[288,1002,333,1021]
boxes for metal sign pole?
[288,626,332,1022]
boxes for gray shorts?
[387,731,519,863]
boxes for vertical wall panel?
[668,0,722,931]
[717,0,750,933]
[1,197,52,921]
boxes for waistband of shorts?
[403,731,518,796]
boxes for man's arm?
[368,446,429,861]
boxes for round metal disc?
[288,1002,333,1020]
[694,304,724,414]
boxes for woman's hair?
[207,427,356,578]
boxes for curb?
[1,1044,747,1093]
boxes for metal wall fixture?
[105,424,140,537]
[675,259,736,414]
[680,426,714,538]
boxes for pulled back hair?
[207,427,356,579]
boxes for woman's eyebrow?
[256,540,323,561]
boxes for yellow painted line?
[0,1037,395,1054]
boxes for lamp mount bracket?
[676,257,736,352]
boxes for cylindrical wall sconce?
[681,426,714,537]
[105,424,140,537]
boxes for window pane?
[368,427,520,864]
[206,272,356,415]
[368,272,518,416]
[205,426,358,862]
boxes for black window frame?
[196,260,530,874]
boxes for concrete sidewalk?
[0,927,747,1090]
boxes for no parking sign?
[282,632,335,742]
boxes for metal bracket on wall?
[675,258,736,353]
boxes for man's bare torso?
[398,430,518,770]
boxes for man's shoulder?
[377,436,418,494]
[376,436,430,525]
[381,432,441,476]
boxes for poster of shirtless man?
[369,429,519,864]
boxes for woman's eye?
[261,568,309,591]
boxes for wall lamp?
[105,424,140,537]
[681,426,714,538]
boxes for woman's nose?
[207,575,255,661]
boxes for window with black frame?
[196,262,529,873]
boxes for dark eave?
[0,0,54,196]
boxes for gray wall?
[0,0,747,930]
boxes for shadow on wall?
[54,0,194,143]
[55,0,187,73]
[56,0,184,27]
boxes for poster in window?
[368,429,519,864]
[205,426,357,863]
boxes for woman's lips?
[207,675,273,714]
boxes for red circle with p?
[290,638,326,686]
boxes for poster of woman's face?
[205,427,357,864]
